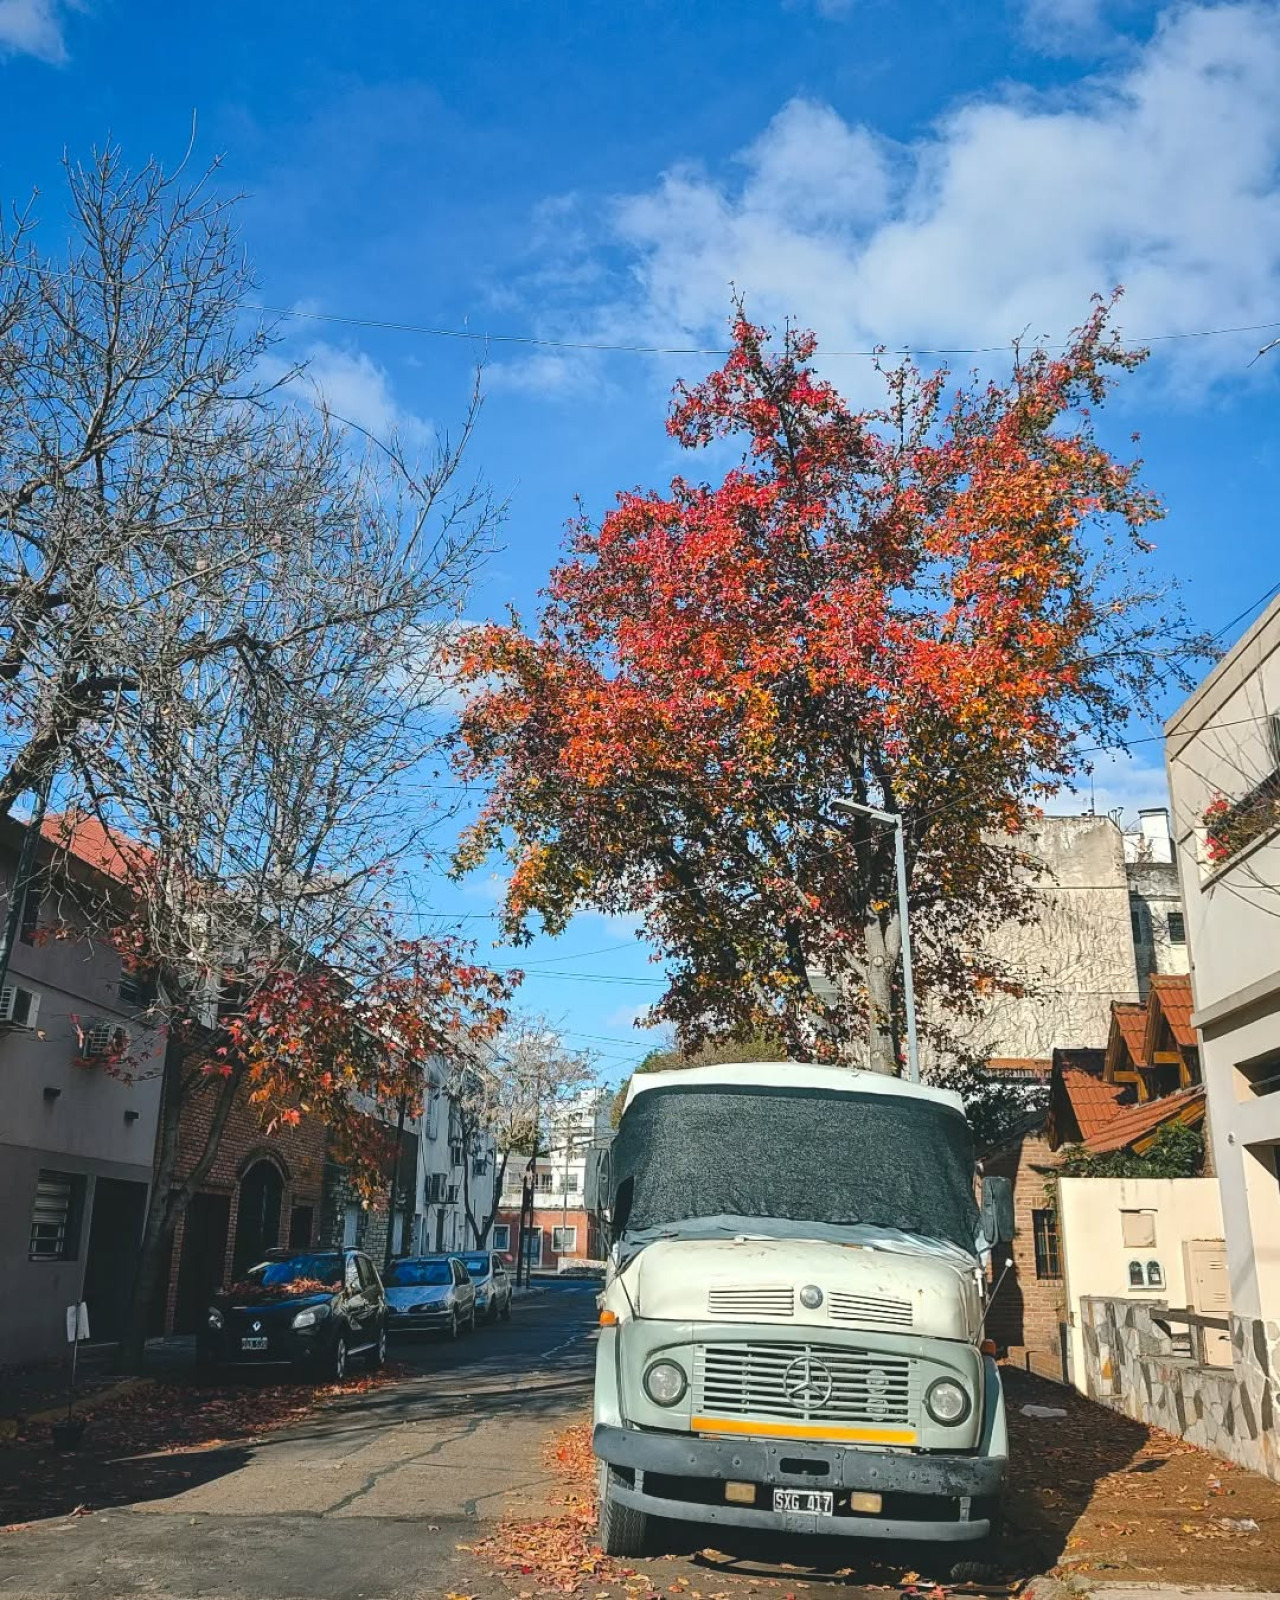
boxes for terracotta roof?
[1060,1068,1130,1140]
[1148,973,1196,1050]
[1111,1003,1149,1069]
[40,812,150,885]
[1083,1085,1205,1154]
[985,1057,1052,1076]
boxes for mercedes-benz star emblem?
[782,1353,834,1409]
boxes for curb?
[0,1376,153,1442]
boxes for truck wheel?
[597,1464,649,1557]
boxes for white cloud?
[0,0,76,62]
[1063,746,1170,821]
[598,4,1280,393]
[1021,0,1111,54]
[297,341,433,449]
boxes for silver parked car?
[383,1255,476,1338]
[460,1250,513,1322]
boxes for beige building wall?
[1166,594,1280,1325]
[1058,1176,1225,1389]
[940,813,1141,1063]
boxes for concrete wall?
[1079,1296,1280,1482]
[942,814,1141,1062]
[1166,595,1280,1325]
[0,854,164,1364]
[1059,1176,1224,1387]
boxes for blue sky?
[4,0,1279,1082]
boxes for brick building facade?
[982,1121,1068,1379]
[155,1076,328,1334]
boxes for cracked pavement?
[0,1283,599,1600]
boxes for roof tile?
[1061,1068,1130,1139]
[1083,1085,1205,1154]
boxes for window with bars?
[29,1171,86,1261]
[491,1223,510,1252]
[535,1171,554,1193]
[1032,1208,1061,1280]
[552,1225,577,1254]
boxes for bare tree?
[454,1017,596,1248]
[0,143,507,1368]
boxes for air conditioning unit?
[83,1019,128,1057]
[0,985,40,1028]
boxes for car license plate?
[240,1336,268,1351]
[772,1489,833,1516]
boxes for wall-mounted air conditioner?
[0,985,40,1028]
[82,1019,128,1057]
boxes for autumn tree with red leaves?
[453,300,1200,1073]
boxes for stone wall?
[1079,1295,1280,1481]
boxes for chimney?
[1138,807,1173,864]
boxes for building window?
[552,1225,577,1254]
[1146,1260,1165,1288]
[1167,911,1186,945]
[491,1223,510,1252]
[563,1171,580,1194]
[1237,1052,1280,1099]
[1130,903,1147,945]
[119,964,158,1007]
[29,1170,86,1261]
[1032,1209,1061,1279]
[289,1205,314,1248]
[1128,1260,1145,1288]
[342,1202,360,1248]
[535,1171,554,1193]
[18,876,43,946]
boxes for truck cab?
[592,1062,1006,1561]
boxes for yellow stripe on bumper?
[691,1415,917,1446]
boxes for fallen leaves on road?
[1,1362,408,1530]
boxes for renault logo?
[252,1320,262,1332]
[782,1353,833,1408]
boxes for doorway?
[174,1191,232,1332]
[231,1160,284,1280]
[82,1177,148,1342]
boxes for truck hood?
[620,1234,981,1342]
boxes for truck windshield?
[610,1083,980,1255]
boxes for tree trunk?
[117,1033,240,1372]
[863,917,899,1076]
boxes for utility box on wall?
[1183,1238,1233,1367]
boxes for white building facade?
[1166,594,1280,1481]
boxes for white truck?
[591,1062,1008,1564]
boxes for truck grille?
[827,1291,913,1330]
[695,1342,914,1426]
[707,1285,794,1319]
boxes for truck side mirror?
[589,1148,613,1225]
[980,1175,1014,1244]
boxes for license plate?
[773,1489,833,1516]
[240,1336,268,1351]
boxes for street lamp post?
[830,797,920,1085]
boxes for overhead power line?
[247,301,1280,362]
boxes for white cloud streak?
[525,3,1280,397]
[0,0,77,62]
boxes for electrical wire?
[246,301,1280,362]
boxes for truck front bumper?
[594,1423,1005,1543]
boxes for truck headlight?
[644,1359,688,1406]
[925,1378,971,1426]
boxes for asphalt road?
[0,1282,600,1600]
